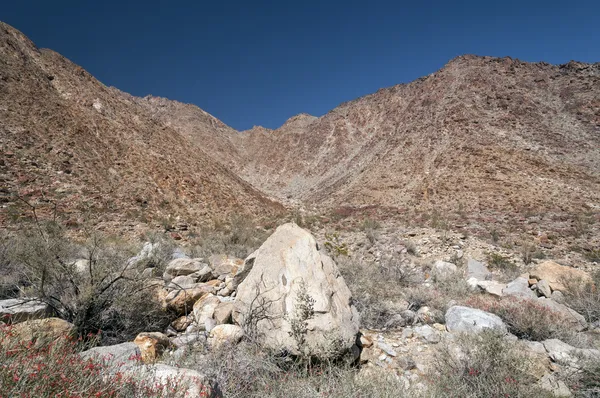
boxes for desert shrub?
[430,329,552,398]
[562,270,600,324]
[486,252,519,280]
[137,231,177,273]
[7,222,170,343]
[0,231,24,299]
[177,341,407,398]
[464,296,574,342]
[521,243,546,265]
[189,216,268,259]
[0,324,198,397]
[337,257,411,328]
[323,233,349,257]
[404,273,472,318]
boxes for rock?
[528,278,538,286]
[167,275,196,290]
[397,356,417,370]
[189,265,215,283]
[536,298,587,331]
[475,280,506,297]
[0,298,49,323]
[133,332,173,363]
[431,260,457,280]
[171,333,204,348]
[551,290,565,303]
[377,341,397,357]
[530,261,592,292]
[445,306,507,334]
[543,339,600,367]
[164,284,215,315]
[414,325,441,343]
[171,315,193,332]
[539,373,572,397]
[9,318,74,348]
[208,324,244,348]
[359,333,373,348]
[163,258,208,282]
[233,223,359,358]
[467,259,492,281]
[213,302,234,325]
[537,279,552,298]
[209,254,244,278]
[141,364,220,397]
[193,294,221,330]
[502,277,537,300]
[231,253,257,290]
[80,342,142,371]
[171,247,189,260]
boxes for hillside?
[0,22,283,231]
[233,56,600,229]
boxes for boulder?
[214,302,234,325]
[9,317,74,348]
[171,315,193,332]
[445,306,507,334]
[208,324,244,348]
[543,339,600,367]
[133,332,173,363]
[80,342,141,371]
[502,277,537,300]
[233,223,360,358]
[0,298,49,323]
[163,258,208,282]
[431,260,457,280]
[539,373,572,397]
[164,284,215,315]
[474,280,506,297]
[209,254,244,278]
[231,253,257,291]
[193,294,221,330]
[414,325,441,343]
[167,275,196,290]
[530,261,592,292]
[537,279,552,298]
[141,364,220,397]
[467,259,492,281]
[536,298,587,332]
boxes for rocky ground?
[2,222,598,397]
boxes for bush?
[7,222,171,344]
[174,341,407,398]
[430,329,552,398]
[464,296,574,342]
[563,269,600,324]
[0,324,197,397]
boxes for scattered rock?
[9,317,74,348]
[536,298,587,331]
[0,298,49,323]
[213,302,234,325]
[431,260,457,280]
[193,294,221,330]
[414,325,441,343]
[164,284,215,315]
[537,279,552,298]
[208,324,244,348]
[133,332,173,363]
[503,277,537,300]
[530,261,592,292]
[445,306,507,334]
[475,280,506,296]
[163,258,208,282]
[467,259,492,281]
[171,315,193,332]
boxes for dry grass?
[430,330,553,398]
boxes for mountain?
[233,55,600,226]
[0,22,282,231]
[1,21,599,235]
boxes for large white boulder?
[233,223,359,358]
[445,305,507,334]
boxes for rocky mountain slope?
[0,22,282,230]
[1,21,599,236]
[233,56,600,227]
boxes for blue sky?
[3,0,598,130]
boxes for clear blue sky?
[3,0,598,130]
